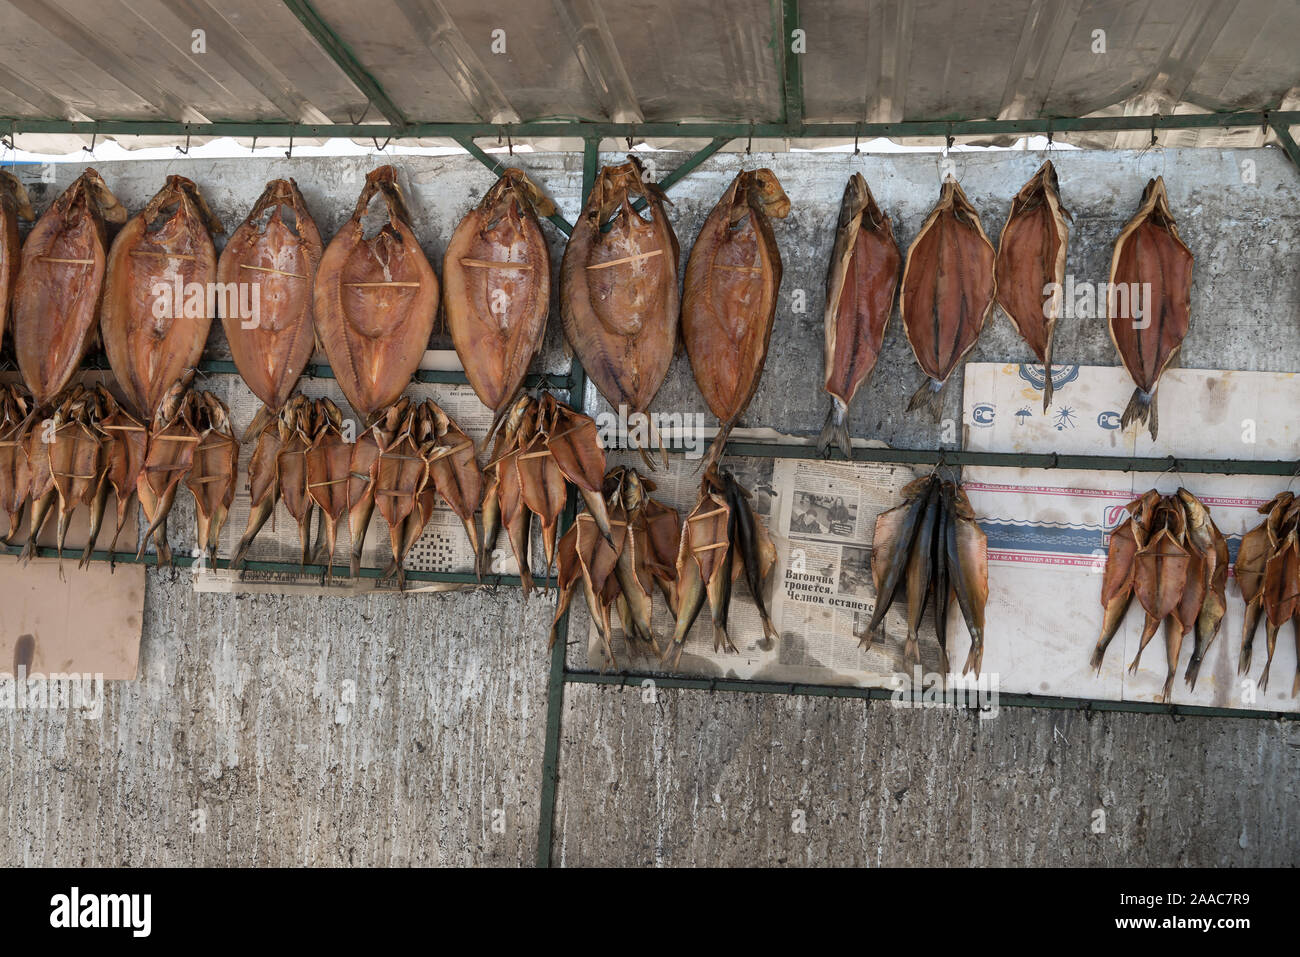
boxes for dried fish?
[102,176,223,420]
[14,170,120,408]
[995,160,1070,411]
[276,394,317,566]
[232,409,285,569]
[1107,177,1193,440]
[345,398,409,578]
[900,177,996,419]
[314,166,438,418]
[185,391,239,563]
[445,169,554,426]
[0,170,34,346]
[560,158,680,427]
[0,386,33,543]
[819,173,900,457]
[136,381,199,566]
[683,170,789,468]
[218,179,322,414]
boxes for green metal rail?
[0,543,539,589]
[5,111,1298,145]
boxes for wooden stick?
[240,263,307,279]
[343,281,422,288]
[712,263,763,272]
[459,258,533,270]
[585,249,663,271]
[37,257,95,265]
[130,250,196,260]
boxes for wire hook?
[177,130,190,156]
[284,134,293,159]
[83,130,97,155]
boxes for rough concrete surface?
[0,149,1297,867]
[553,684,1299,867]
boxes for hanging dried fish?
[218,178,322,414]
[861,474,988,675]
[275,393,317,566]
[496,405,535,594]
[19,391,59,563]
[995,160,1070,411]
[1108,177,1193,440]
[1092,488,1233,701]
[314,166,437,418]
[98,386,147,556]
[232,408,285,569]
[13,170,123,408]
[136,381,199,566]
[345,398,410,578]
[683,169,789,468]
[304,397,353,578]
[372,402,427,586]
[900,177,996,419]
[819,173,900,457]
[0,385,33,543]
[185,392,239,564]
[0,171,34,345]
[515,402,567,572]
[560,158,680,428]
[480,393,534,579]
[445,169,554,428]
[46,386,105,567]
[102,176,223,421]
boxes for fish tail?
[816,401,852,460]
[713,623,736,655]
[854,625,875,650]
[1089,641,1109,674]
[1238,631,1254,675]
[1041,362,1054,412]
[699,422,733,474]
[902,635,919,668]
[906,378,944,421]
[1119,387,1158,440]
[1183,654,1204,690]
[1161,671,1176,704]
[1258,659,1271,693]
[962,636,983,677]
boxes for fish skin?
[903,486,940,666]
[708,495,739,655]
[865,476,936,642]
[424,403,483,575]
[275,395,317,568]
[136,383,199,567]
[1091,515,1142,672]
[1107,177,1193,441]
[1164,543,1206,702]
[683,169,789,469]
[560,158,680,421]
[218,178,322,414]
[101,176,223,421]
[0,386,33,544]
[1187,517,1229,689]
[574,512,621,668]
[232,412,284,569]
[818,173,900,457]
[1128,527,1190,674]
[722,470,778,642]
[900,177,997,420]
[184,392,239,564]
[549,522,581,649]
[497,431,534,594]
[516,420,566,574]
[98,389,147,555]
[480,394,532,578]
[0,171,35,348]
[444,169,553,423]
[995,160,1070,411]
[48,390,104,569]
[13,169,120,407]
[662,489,714,667]
[931,488,952,677]
[1258,530,1300,692]
[605,471,656,648]
[20,403,57,564]
[950,485,990,676]
[313,166,438,419]
[304,398,353,579]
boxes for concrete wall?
[1,148,1296,866]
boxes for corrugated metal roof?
[0,0,1297,154]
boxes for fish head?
[0,169,34,221]
[742,169,790,219]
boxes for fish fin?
[906,378,944,421]
[1041,362,1054,413]
[1119,387,1158,440]
[1183,654,1203,690]
[962,637,983,677]
[699,422,733,475]
[816,403,852,460]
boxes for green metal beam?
[535,135,603,870]
[452,135,574,236]
[0,543,545,589]
[626,136,732,217]
[281,0,407,129]
[193,358,571,391]
[780,0,803,127]
[707,441,1300,477]
[7,111,1299,143]
[1270,119,1300,170]
[563,671,1297,722]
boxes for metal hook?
[1150,113,1160,150]
[507,128,513,156]
[83,130,97,155]
[854,121,861,156]
[285,134,293,159]
[177,130,190,156]
[372,136,391,153]
[746,123,753,156]
[250,135,258,152]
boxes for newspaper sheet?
[963,362,1299,713]
[193,350,502,597]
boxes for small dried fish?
[185,392,239,564]
[0,170,35,346]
